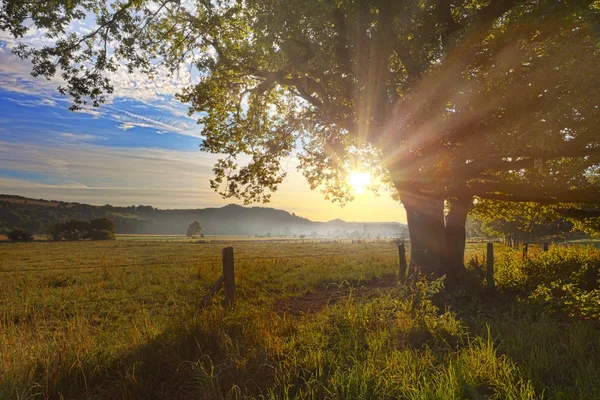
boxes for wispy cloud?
[5,97,57,107]
[111,108,197,136]
[59,132,99,141]
[0,141,405,221]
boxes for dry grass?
[1,241,598,399]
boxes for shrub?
[87,218,116,240]
[495,245,600,318]
[7,228,34,242]
[88,229,116,241]
[48,218,116,241]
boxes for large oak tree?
[2,0,599,278]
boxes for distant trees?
[469,200,589,244]
[186,221,202,238]
[49,218,116,241]
[7,228,33,242]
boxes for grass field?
[1,240,599,399]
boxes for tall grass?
[1,241,599,399]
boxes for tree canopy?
[187,220,202,237]
[3,0,599,273]
[49,218,116,240]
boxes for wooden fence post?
[398,243,407,282]
[543,243,549,252]
[486,242,495,291]
[222,247,235,307]
[522,243,528,260]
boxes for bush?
[7,228,34,242]
[48,217,116,241]
[495,245,600,318]
[88,229,116,241]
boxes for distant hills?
[0,194,407,237]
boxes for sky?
[0,24,407,223]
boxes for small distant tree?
[186,221,202,238]
[87,217,116,240]
[7,228,33,242]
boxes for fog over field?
[0,194,407,237]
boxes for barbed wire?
[0,245,404,313]
[0,256,222,273]
[0,249,399,274]
[1,243,401,268]
[1,292,180,314]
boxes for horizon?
[0,193,407,225]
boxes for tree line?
[6,218,116,242]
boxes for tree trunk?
[444,195,471,281]
[402,193,446,276]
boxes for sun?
[348,171,371,194]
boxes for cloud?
[59,133,99,141]
[0,140,406,221]
[0,32,196,114]
[5,97,57,108]
[111,108,197,136]
[118,122,149,131]
[73,108,102,118]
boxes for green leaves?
[3,0,600,208]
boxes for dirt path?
[274,274,398,316]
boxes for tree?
[186,221,202,238]
[87,229,116,240]
[62,220,90,240]
[87,217,116,240]
[7,228,33,242]
[3,0,600,278]
[47,218,116,240]
[88,217,115,233]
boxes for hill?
[0,194,407,237]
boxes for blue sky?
[0,29,406,223]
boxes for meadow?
[1,240,599,399]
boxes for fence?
[0,244,403,314]
[483,241,551,290]
[116,236,405,245]
[1,241,554,313]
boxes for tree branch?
[462,145,600,178]
[395,42,422,79]
[471,182,600,205]
[557,208,600,218]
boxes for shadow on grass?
[446,276,600,399]
[35,304,279,399]
[10,273,600,399]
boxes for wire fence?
[0,239,575,320]
[0,249,399,274]
[1,246,402,314]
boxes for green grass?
[0,241,599,399]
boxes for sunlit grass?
[1,241,599,399]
